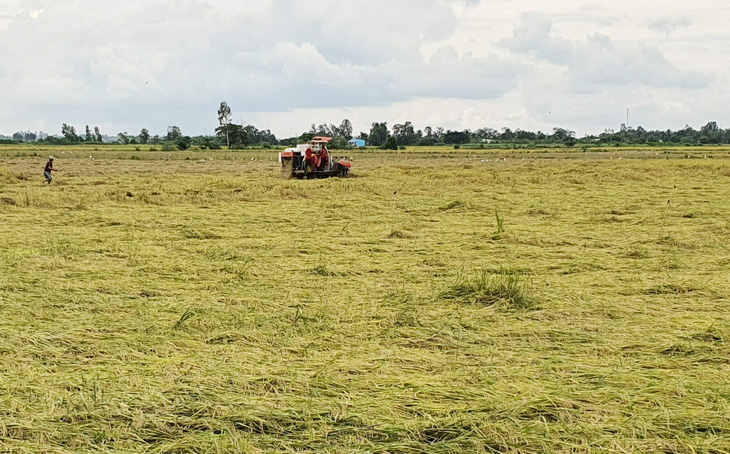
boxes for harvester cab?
[279,136,352,179]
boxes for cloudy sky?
[1,0,728,139]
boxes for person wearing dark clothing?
[305,147,315,171]
[44,156,58,183]
[319,146,329,170]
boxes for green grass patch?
[441,268,537,309]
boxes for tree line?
[357,121,730,148]
[4,102,730,149]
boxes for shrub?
[329,137,351,149]
[379,137,398,150]
[441,268,537,309]
[176,136,192,150]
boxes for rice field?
[0,147,729,453]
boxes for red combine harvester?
[279,136,352,179]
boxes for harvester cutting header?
[279,136,352,179]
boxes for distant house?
[348,139,366,147]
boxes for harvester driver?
[305,146,317,171]
[319,146,329,171]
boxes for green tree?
[499,128,513,141]
[94,126,102,142]
[340,119,353,140]
[700,121,721,144]
[418,136,437,146]
[393,121,419,146]
[550,127,575,144]
[309,123,338,138]
[14,131,37,142]
[215,124,248,147]
[117,132,130,144]
[369,122,389,147]
[329,136,350,149]
[166,126,182,142]
[85,125,92,142]
[474,127,498,141]
[217,102,232,147]
[61,124,79,143]
[198,136,222,150]
[299,132,315,142]
[443,130,471,144]
[139,128,150,144]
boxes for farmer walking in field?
[44,156,59,184]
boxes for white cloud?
[502,12,573,64]
[503,12,709,92]
[648,16,692,35]
[0,0,729,138]
[391,45,522,100]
